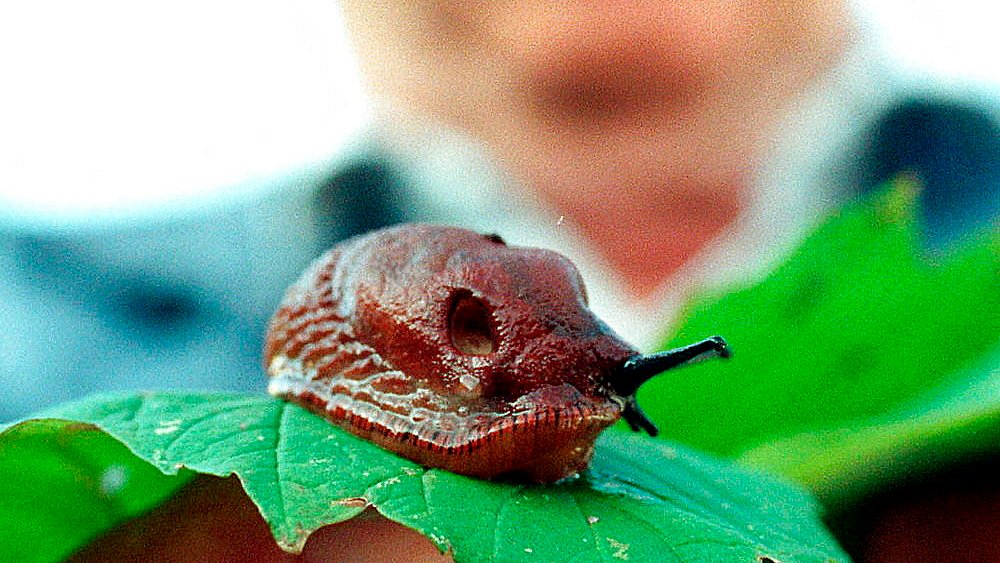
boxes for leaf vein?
[272,401,291,540]
[491,484,526,561]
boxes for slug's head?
[347,226,637,408]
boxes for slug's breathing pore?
[265,224,729,483]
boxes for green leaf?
[739,344,1000,511]
[640,183,999,458]
[2,391,848,562]
[0,419,191,563]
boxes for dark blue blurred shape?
[313,157,406,249]
[855,97,1000,247]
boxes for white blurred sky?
[0,0,997,220]
[0,0,368,220]
[854,0,1000,84]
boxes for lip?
[518,41,704,127]
[527,72,683,125]
[505,383,619,421]
[491,383,621,431]
[449,384,622,481]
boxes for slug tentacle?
[611,336,730,436]
[613,336,730,398]
[264,224,728,483]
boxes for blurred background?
[1,0,998,421]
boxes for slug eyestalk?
[613,336,730,436]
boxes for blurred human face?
[340,1,852,295]
[340,0,851,203]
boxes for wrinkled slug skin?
[265,224,637,482]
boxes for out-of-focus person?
[336,0,1000,348]
[1,0,998,422]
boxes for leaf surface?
[2,391,848,562]
[740,344,1000,509]
[0,419,190,563]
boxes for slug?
[265,224,728,482]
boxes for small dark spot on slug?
[483,233,506,245]
[448,291,496,355]
[757,556,781,563]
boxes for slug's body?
[265,224,727,482]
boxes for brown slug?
[265,224,728,483]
